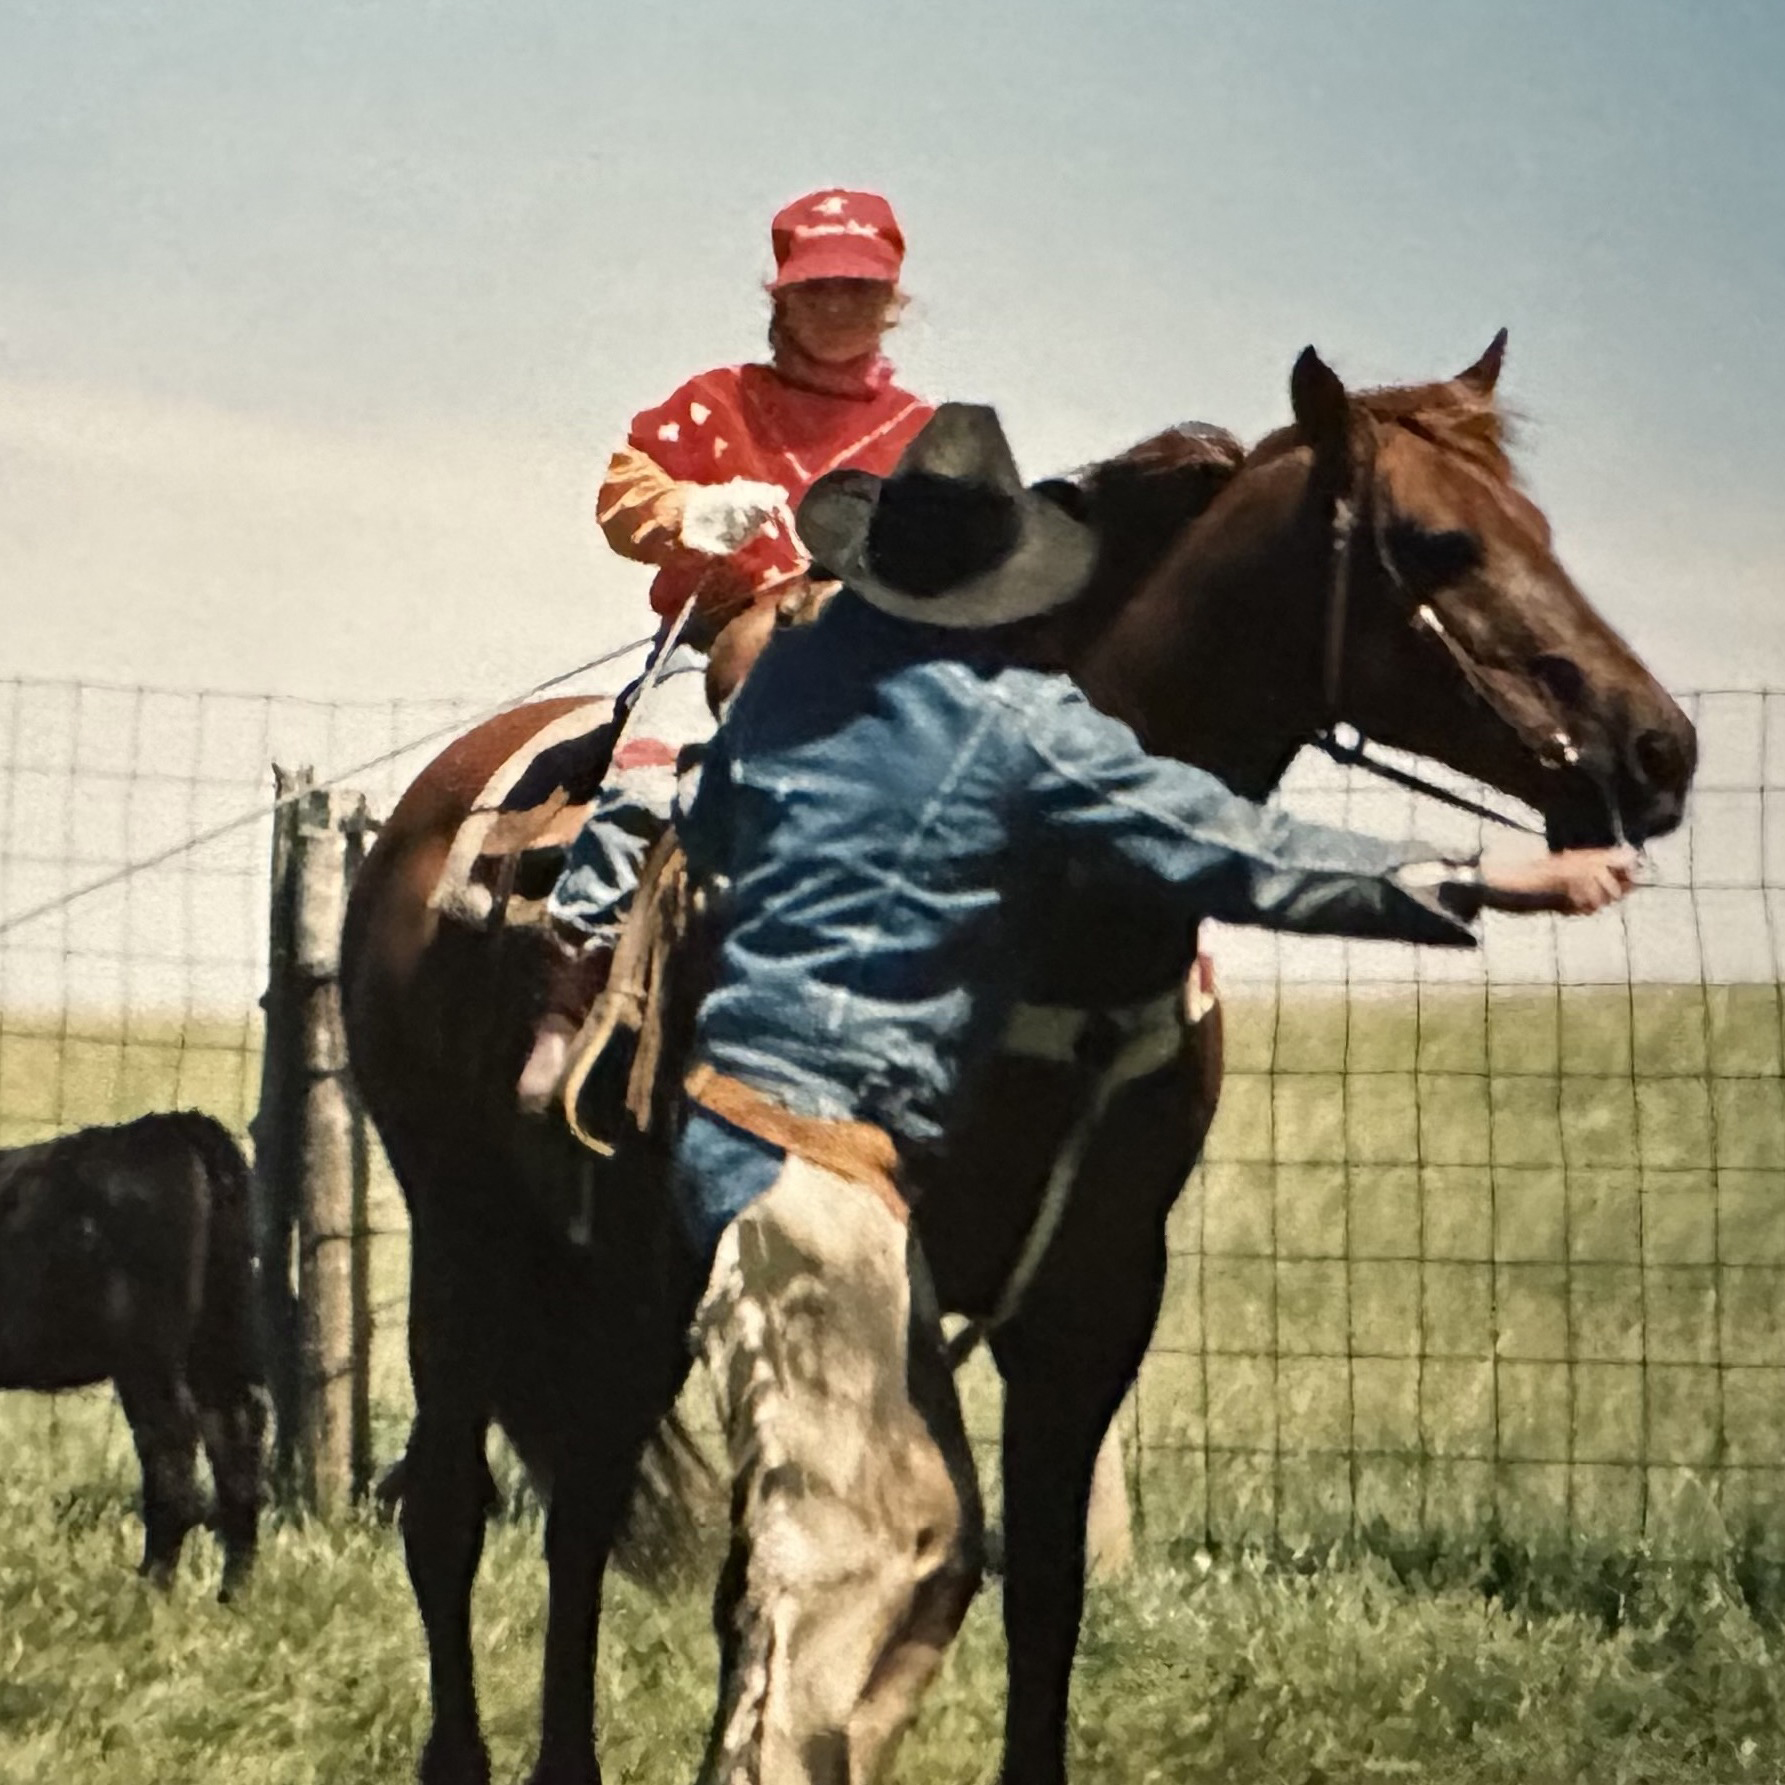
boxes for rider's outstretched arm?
[1015,676,1632,942]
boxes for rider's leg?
[546,645,715,940]
[518,644,716,1110]
[514,939,613,1117]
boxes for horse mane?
[1249,375,1519,484]
[1074,419,1247,521]
[1067,379,1521,589]
[1358,379,1517,476]
[1054,422,1247,611]
[1034,381,1518,662]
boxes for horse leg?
[116,1369,206,1588]
[528,1226,702,1785]
[525,1446,637,1785]
[992,1236,1168,1785]
[195,1381,268,1601]
[402,1228,499,1785]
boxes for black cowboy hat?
[794,403,1096,629]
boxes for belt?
[683,1063,909,1225]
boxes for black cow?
[0,1110,267,1598]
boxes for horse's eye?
[1383,519,1482,592]
[1531,651,1586,711]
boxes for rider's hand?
[1478,844,1640,915]
[775,576,841,628]
[679,480,790,556]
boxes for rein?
[1310,727,1544,835]
[1311,436,1548,839]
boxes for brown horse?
[341,336,1695,1785]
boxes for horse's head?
[1075,336,1695,847]
[1281,333,1696,846]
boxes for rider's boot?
[516,928,612,1117]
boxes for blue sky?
[2,0,1780,700]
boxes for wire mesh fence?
[1124,689,1785,1560]
[0,669,631,1485]
[2,676,1781,1560]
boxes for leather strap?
[561,830,687,1155]
[684,1063,909,1226]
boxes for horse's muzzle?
[1541,711,1696,850]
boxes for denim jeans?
[547,642,716,937]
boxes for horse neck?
[1069,452,1334,801]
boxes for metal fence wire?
[2,677,1783,1559]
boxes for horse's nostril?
[1633,727,1685,789]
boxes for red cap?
[769,189,905,290]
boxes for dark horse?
[0,1110,266,1599]
[341,337,1696,1785]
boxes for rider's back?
[682,589,1050,1150]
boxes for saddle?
[434,583,838,934]
[430,697,619,929]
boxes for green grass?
[1146,981,1785,1559]
[7,984,1785,1561]
[0,1010,262,1148]
[6,973,1785,1784]
[5,1395,1785,1784]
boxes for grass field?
[6,986,1785,1779]
[5,982,1785,1560]
[5,1396,1785,1785]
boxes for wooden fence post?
[341,801,377,1504]
[253,767,371,1515]
[251,768,306,1501]
[292,782,358,1514]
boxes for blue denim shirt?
[677,592,1471,1184]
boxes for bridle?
[1308,424,1581,840]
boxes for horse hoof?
[217,1556,256,1604]
[417,1733,491,1785]
[524,1757,600,1785]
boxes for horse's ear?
[1457,328,1508,395]
[1290,347,1350,449]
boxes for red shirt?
[624,363,933,619]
